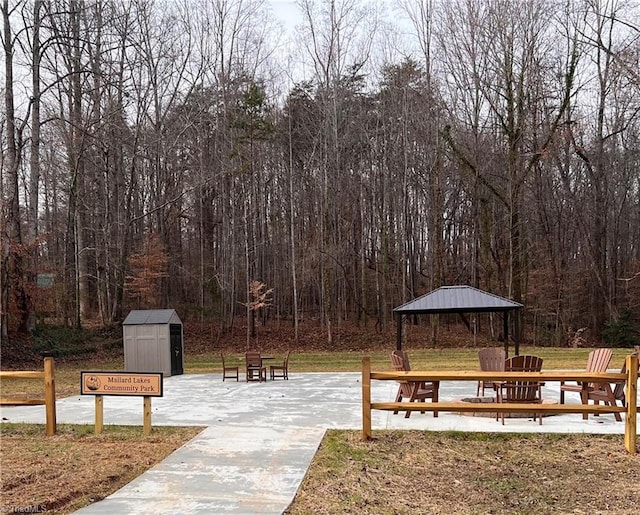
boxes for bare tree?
[2,0,639,349]
[1,0,33,335]
[437,0,580,341]
[563,0,640,332]
[296,0,378,342]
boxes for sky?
[263,0,414,90]
[267,0,304,35]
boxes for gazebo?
[393,285,524,356]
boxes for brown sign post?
[81,371,163,435]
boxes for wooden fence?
[0,357,57,435]
[361,353,638,454]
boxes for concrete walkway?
[0,372,634,514]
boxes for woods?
[1,0,639,347]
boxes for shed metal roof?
[393,285,523,314]
[123,309,181,325]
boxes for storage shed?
[123,309,184,376]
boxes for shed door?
[169,324,183,375]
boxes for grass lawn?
[182,346,632,374]
[285,430,640,515]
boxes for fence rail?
[0,357,57,435]
[361,353,638,454]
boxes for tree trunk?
[2,0,32,334]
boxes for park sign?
[80,371,163,435]
[81,371,163,397]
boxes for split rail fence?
[361,353,638,454]
[0,357,57,435]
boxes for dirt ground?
[286,430,640,515]
[0,424,203,514]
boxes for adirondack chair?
[390,351,439,418]
[477,347,506,397]
[220,353,239,382]
[587,356,639,422]
[497,355,544,425]
[560,348,612,420]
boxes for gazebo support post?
[396,313,402,350]
[514,310,520,356]
[503,312,509,358]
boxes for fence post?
[362,357,372,440]
[43,357,56,436]
[143,396,152,435]
[625,353,638,454]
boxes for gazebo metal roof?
[394,285,523,315]
[393,285,523,355]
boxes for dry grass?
[0,423,203,514]
[286,430,640,515]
